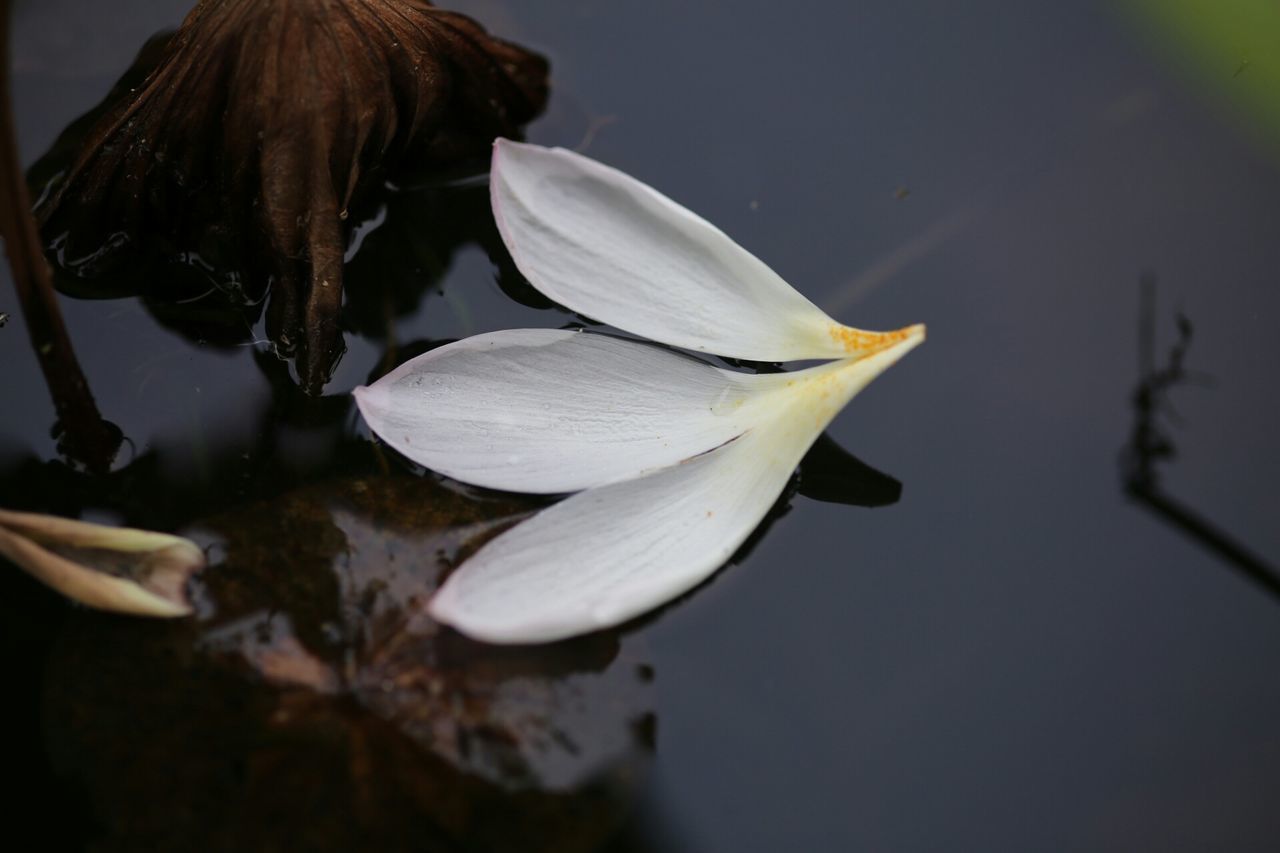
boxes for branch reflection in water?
[1120,275,1280,601]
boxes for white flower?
[354,141,924,644]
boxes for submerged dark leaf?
[44,474,651,851]
[36,0,549,393]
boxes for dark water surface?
[4,1,1280,850]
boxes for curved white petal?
[0,509,200,617]
[491,139,918,361]
[428,329,924,643]
[354,329,765,494]
[427,426,795,643]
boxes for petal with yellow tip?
[427,328,924,643]
[491,139,914,361]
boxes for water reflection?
[1121,276,1280,600]
[33,140,543,402]
[28,3,548,393]
[8,166,522,508]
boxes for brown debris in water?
[36,0,549,393]
[43,475,653,850]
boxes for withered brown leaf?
[43,475,653,850]
[36,0,549,393]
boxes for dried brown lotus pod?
[36,0,549,393]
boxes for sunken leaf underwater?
[356,141,926,644]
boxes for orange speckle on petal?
[828,323,924,355]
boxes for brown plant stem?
[0,0,119,471]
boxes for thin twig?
[0,0,120,471]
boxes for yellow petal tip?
[828,322,926,356]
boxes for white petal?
[428,329,924,643]
[491,139,918,361]
[0,509,201,617]
[354,328,765,494]
[427,427,793,643]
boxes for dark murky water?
[4,1,1280,850]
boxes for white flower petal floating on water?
[0,509,201,617]
[426,330,924,643]
[357,328,794,494]
[491,139,917,362]
[355,140,926,643]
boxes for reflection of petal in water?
[796,433,903,508]
[43,475,653,850]
[200,612,342,693]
